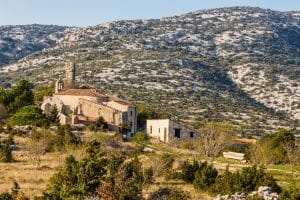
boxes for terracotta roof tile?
[55,89,107,97]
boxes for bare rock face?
[0,25,68,67]
[214,186,279,200]
[257,186,279,200]
[215,193,247,200]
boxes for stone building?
[41,62,137,139]
[146,119,200,143]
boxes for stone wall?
[79,98,123,126]
[106,101,137,134]
[169,120,200,142]
[54,95,98,107]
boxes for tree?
[0,79,34,114]
[34,82,55,102]
[0,144,13,162]
[248,129,296,165]
[137,103,157,129]
[109,157,144,200]
[180,160,200,183]
[11,80,34,112]
[248,139,274,166]
[193,162,218,191]
[197,122,234,159]
[9,105,49,127]
[46,148,145,200]
[283,140,300,181]
[211,166,280,195]
[96,116,108,130]
[48,105,59,124]
[54,125,81,149]
[131,131,149,150]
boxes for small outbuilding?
[146,119,200,143]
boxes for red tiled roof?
[55,89,107,97]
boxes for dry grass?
[0,136,84,199]
[1,133,299,199]
[143,177,213,200]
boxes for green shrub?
[45,143,145,200]
[96,116,108,130]
[178,140,193,149]
[47,105,59,124]
[148,187,190,200]
[144,167,154,184]
[9,105,49,127]
[55,125,80,147]
[0,144,13,162]
[180,160,200,183]
[280,187,300,200]
[211,166,280,195]
[0,79,34,114]
[193,162,218,191]
[248,129,296,165]
[34,83,54,102]
[0,192,13,200]
[132,131,149,150]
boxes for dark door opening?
[174,128,181,138]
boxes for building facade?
[146,119,200,143]
[41,62,137,139]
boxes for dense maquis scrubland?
[0,80,299,200]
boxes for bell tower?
[55,78,64,93]
[65,62,76,89]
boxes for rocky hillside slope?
[1,7,299,134]
[0,24,67,66]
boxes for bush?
[0,144,13,162]
[0,181,27,200]
[0,192,13,200]
[280,187,300,200]
[132,131,149,150]
[55,125,81,147]
[0,79,34,114]
[211,166,280,195]
[148,187,190,200]
[96,116,108,130]
[45,143,146,200]
[34,83,54,102]
[9,105,49,127]
[248,129,296,165]
[178,140,193,149]
[180,160,200,183]
[29,126,81,153]
[193,162,218,191]
[144,167,154,184]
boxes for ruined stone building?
[41,62,137,138]
[146,119,200,143]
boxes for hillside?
[0,24,67,67]
[0,7,300,134]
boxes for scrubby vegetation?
[0,74,299,199]
[9,105,49,127]
[0,79,34,114]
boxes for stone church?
[41,62,137,138]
